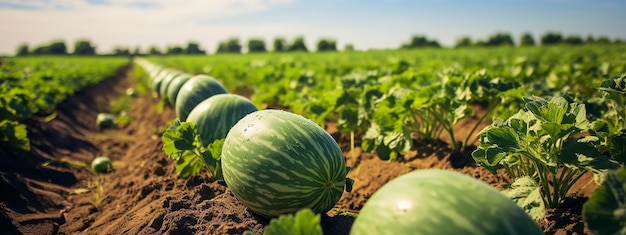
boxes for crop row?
[0,57,129,151]
[140,46,626,234]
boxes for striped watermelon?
[175,75,228,121]
[350,169,543,235]
[186,94,258,146]
[159,72,187,99]
[221,110,350,218]
[165,73,193,107]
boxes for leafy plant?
[363,70,522,160]
[591,74,626,164]
[261,209,323,235]
[473,96,619,218]
[161,119,224,179]
[583,167,626,235]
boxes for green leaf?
[0,120,30,151]
[207,138,225,161]
[583,167,626,235]
[484,127,522,151]
[174,151,205,178]
[560,137,619,171]
[502,176,546,221]
[162,120,197,160]
[263,209,323,235]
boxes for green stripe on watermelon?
[221,109,350,218]
[175,75,228,121]
[165,73,194,107]
[159,72,187,100]
[186,94,258,147]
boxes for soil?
[0,67,598,235]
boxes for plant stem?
[350,131,355,156]
[462,101,499,150]
[430,108,458,150]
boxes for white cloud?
[0,0,297,54]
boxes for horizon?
[1,0,625,55]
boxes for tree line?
[14,31,624,56]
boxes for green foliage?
[316,38,337,52]
[486,32,515,46]
[216,38,242,54]
[454,36,472,48]
[400,35,441,49]
[161,120,223,179]
[0,57,128,151]
[591,74,626,164]
[15,44,29,56]
[185,42,205,55]
[73,40,96,55]
[145,44,626,164]
[262,209,323,235]
[583,167,626,235]
[473,96,619,217]
[248,38,267,53]
[541,32,563,45]
[288,36,308,52]
[273,37,286,52]
[520,33,536,46]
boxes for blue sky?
[0,0,624,55]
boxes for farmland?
[1,44,626,234]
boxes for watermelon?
[150,68,171,92]
[96,113,115,129]
[165,73,193,107]
[157,71,182,98]
[186,94,258,146]
[350,169,543,235]
[175,75,228,121]
[91,156,113,174]
[221,110,351,218]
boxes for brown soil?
[0,67,598,235]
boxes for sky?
[0,0,625,55]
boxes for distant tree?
[563,35,584,45]
[31,44,50,55]
[486,32,514,46]
[288,36,308,52]
[472,40,487,47]
[113,47,130,56]
[317,38,337,52]
[16,43,29,56]
[73,40,96,55]
[615,38,623,44]
[586,35,596,44]
[520,33,536,46]
[273,37,286,52]
[344,43,355,52]
[216,42,228,54]
[215,38,242,54]
[454,36,472,48]
[166,46,184,55]
[227,38,242,53]
[185,42,205,54]
[401,35,440,49]
[596,36,611,44]
[48,40,67,55]
[540,32,563,45]
[132,47,141,56]
[248,38,267,53]
[148,46,162,55]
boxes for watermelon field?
[1,44,626,235]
